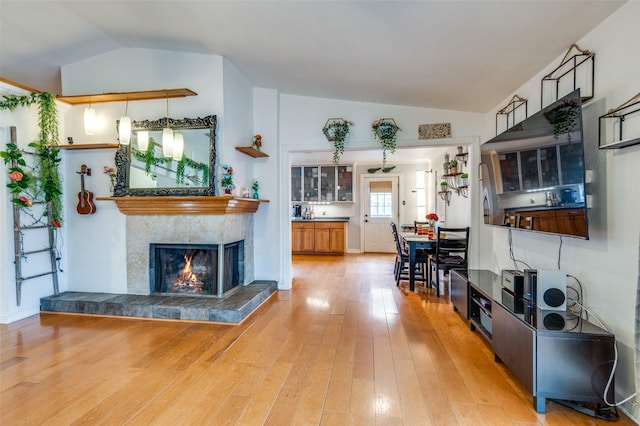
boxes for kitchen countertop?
[505,203,585,213]
[291,217,350,222]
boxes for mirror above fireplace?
[113,115,217,196]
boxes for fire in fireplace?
[150,241,244,297]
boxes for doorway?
[362,175,399,253]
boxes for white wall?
[479,1,640,414]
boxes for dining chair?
[519,216,534,230]
[503,213,519,228]
[390,222,427,287]
[428,227,469,297]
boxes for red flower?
[51,220,61,228]
[9,171,23,181]
[19,196,32,207]
[426,213,439,221]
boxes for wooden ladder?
[9,126,59,305]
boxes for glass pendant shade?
[137,131,149,152]
[84,107,96,135]
[162,127,174,157]
[172,133,184,160]
[119,116,131,145]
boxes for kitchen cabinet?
[314,222,345,253]
[555,209,587,237]
[291,221,345,254]
[498,142,582,192]
[291,222,315,252]
[515,208,586,237]
[291,165,353,202]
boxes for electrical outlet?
[585,170,594,183]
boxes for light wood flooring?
[1,253,634,425]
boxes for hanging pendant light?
[162,98,173,157]
[118,99,131,145]
[137,131,149,152]
[172,133,184,160]
[84,105,96,135]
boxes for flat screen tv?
[481,89,589,239]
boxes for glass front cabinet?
[291,165,353,202]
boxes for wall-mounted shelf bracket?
[541,44,594,108]
[598,92,640,150]
[496,94,528,135]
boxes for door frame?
[359,173,403,253]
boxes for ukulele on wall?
[77,164,96,215]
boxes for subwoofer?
[536,269,566,311]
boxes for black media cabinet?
[449,269,616,417]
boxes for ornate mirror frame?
[113,115,217,196]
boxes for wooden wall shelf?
[235,146,268,158]
[96,196,268,215]
[56,88,197,105]
[58,143,119,150]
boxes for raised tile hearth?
[40,280,276,324]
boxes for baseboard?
[620,399,640,424]
[0,307,40,324]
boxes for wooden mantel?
[96,196,268,215]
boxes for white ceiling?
[0,1,626,113]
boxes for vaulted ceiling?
[0,1,625,113]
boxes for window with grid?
[369,181,393,218]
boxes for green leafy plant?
[544,99,581,141]
[372,118,401,167]
[322,118,354,166]
[460,173,469,179]
[0,92,63,227]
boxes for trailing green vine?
[132,138,209,186]
[0,92,63,227]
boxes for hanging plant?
[0,92,63,227]
[543,99,581,141]
[371,118,401,167]
[322,118,354,166]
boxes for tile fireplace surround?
[126,213,254,294]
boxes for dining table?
[400,232,436,292]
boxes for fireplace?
[150,241,244,297]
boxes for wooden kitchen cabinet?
[292,221,345,254]
[555,209,587,237]
[519,210,558,234]
[292,222,315,253]
[515,209,586,237]
[314,222,345,254]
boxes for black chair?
[428,227,469,297]
[390,222,427,287]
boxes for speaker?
[538,310,567,331]
[536,269,566,311]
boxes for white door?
[363,175,399,253]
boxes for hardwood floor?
[1,253,634,425]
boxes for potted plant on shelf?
[460,173,469,186]
[448,160,458,175]
[372,118,401,168]
[440,181,448,192]
[322,118,354,166]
